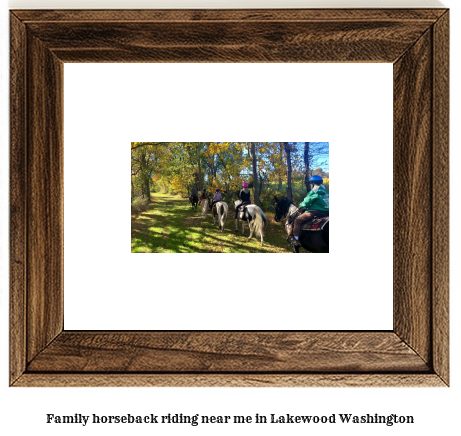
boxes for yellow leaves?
[203,142,233,156]
[133,142,328,199]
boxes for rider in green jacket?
[299,181,329,211]
[288,175,329,247]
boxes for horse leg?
[235,218,239,232]
[247,221,254,240]
[218,210,224,232]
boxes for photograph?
[131,142,329,253]
[2,1,457,435]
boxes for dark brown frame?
[10,9,449,387]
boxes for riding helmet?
[215,188,220,191]
[242,182,249,188]
[308,175,323,184]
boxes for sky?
[294,141,329,173]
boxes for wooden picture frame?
[10,9,449,387]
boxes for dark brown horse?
[189,194,198,212]
[274,196,329,253]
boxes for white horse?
[234,201,268,246]
[200,198,209,218]
[212,201,228,232]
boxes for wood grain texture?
[10,13,27,385]
[27,332,429,373]
[393,29,433,364]
[9,9,449,387]
[26,20,432,63]
[12,9,447,23]
[432,11,449,385]
[13,374,447,388]
[26,34,64,362]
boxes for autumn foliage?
[131,142,329,210]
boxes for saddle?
[237,202,250,219]
[302,216,329,232]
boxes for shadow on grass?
[132,193,294,253]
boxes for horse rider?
[287,175,329,247]
[189,185,198,202]
[234,182,251,219]
[211,188,222,210]
[198,188,209,205]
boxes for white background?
[64,63,392,330]
[0,1,458,436]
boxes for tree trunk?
[258,173,263,198]
[251,142,259,206]
[196,143,203,190]
[139,148,151,201]
[278,142,283,191]
[285,142,293,201]
[304,142,311,193]
[144,178,151,201]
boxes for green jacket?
[299,185,329,211]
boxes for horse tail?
[254,206,267,237]
[218,202,228,229]
[201,199,209,217]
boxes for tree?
[250,142,259,206]
[278,142,284,191]
[131,144,155,201]
[303,142,329,192]
[193,142,204,190]
[284,142,293,200]
[131,141,328,206]
[131,142,172,200]
[304,142,311,193]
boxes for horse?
[273,196,329,253]
[233,200,268,246]
[212,201,228,232]
[200,198,209,218]
[189,194,198,212]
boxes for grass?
[131,193,295,253]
